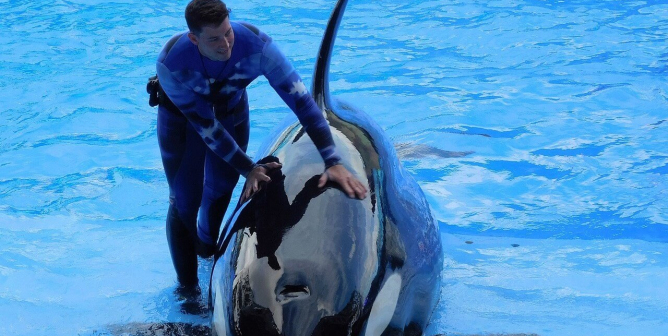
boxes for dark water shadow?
[82,283,211,336]
[91,322,211,336]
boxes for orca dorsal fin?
[312,0,349,112]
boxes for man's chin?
[218,53,231,61]
[203,52,230,62]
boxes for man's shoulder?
[236,21,261,36]
[158,33,197,70]
[232,21,271,49]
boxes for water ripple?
[1,0,668,334]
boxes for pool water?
[0,0,666,335]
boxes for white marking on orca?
[249,257,285,333]
[212,287,227,336]
[363,272,402,336]
[228,198,287,333]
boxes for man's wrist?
[242,163,258,178]
[325,161,342,170]
[244,163,269,177]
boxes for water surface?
[0,0,666,335]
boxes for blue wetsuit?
[156,22,340,286]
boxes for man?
[154,0,367,291]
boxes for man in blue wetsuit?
[155,0,367,291]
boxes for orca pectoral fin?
[105,322,211,336]
[394,142,474,159]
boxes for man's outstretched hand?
[243,162,366,201]
[318,164,367,199]
[242,162,282,202]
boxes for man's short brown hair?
[185,0,230,36]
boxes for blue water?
[1,0,667,335]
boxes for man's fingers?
[358,180,368,194]
[320,165,368,199]
[352,180,364,199]
[242,186,250,202]
[357,183,367,199]
[241,165,279,203]
[342,176,366,199]
[318,172,328,188]
[341,179,355,198]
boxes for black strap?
[239,22,260,36]
[147,34,184,109]
[164,33,183,54]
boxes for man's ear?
[187,32,199,46]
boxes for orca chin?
[208,0,443,335]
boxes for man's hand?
[242,162,282,202]
[318,164,367,199]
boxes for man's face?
[189,16,234,61]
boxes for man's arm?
[156,63,257,177]
[260,40,342,168]
[260,41,367,199]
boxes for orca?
[208,0,443,335]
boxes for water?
[1,0,666,335]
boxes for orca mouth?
[277,285,310,303]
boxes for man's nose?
[220,37,230,49]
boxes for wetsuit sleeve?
[260,41,342,168]
[156,63,257,177]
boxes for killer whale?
[208,0,443,335]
